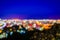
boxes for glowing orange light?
[43,24,51,30]
[0,30,2,33]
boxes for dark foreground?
[0,23,60,40]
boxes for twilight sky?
[0,0,60,19]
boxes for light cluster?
[0,19,60,39]
[0,19,58,29]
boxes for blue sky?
[0,0,60,19]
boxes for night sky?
[0,0,60,19]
